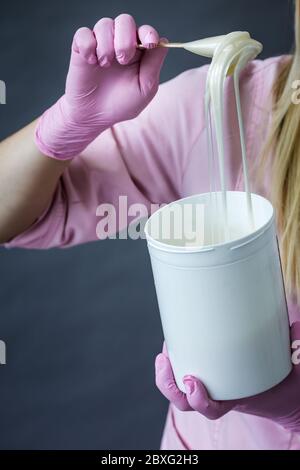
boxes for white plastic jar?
[145,191,292,400]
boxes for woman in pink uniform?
[0,4,300,450]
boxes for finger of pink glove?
[114,13,137,65]
[71,27,98,66]
[155,353,192,411]
[93,18,115,67]
[139,41,168,96]
[138,25,160,49]
[67,28,100,98]
[183,375,236,419]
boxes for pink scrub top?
[4,55,300,450]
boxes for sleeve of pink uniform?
[3,67,207,250]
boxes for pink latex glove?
[35,14,168,160]
[155,322,300,433]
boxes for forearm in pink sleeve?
[3,68,207,250]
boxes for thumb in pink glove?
[155,322,300,432]
[35,14,168,160]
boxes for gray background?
[0,0,294,450]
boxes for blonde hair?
[262,0,300,300]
